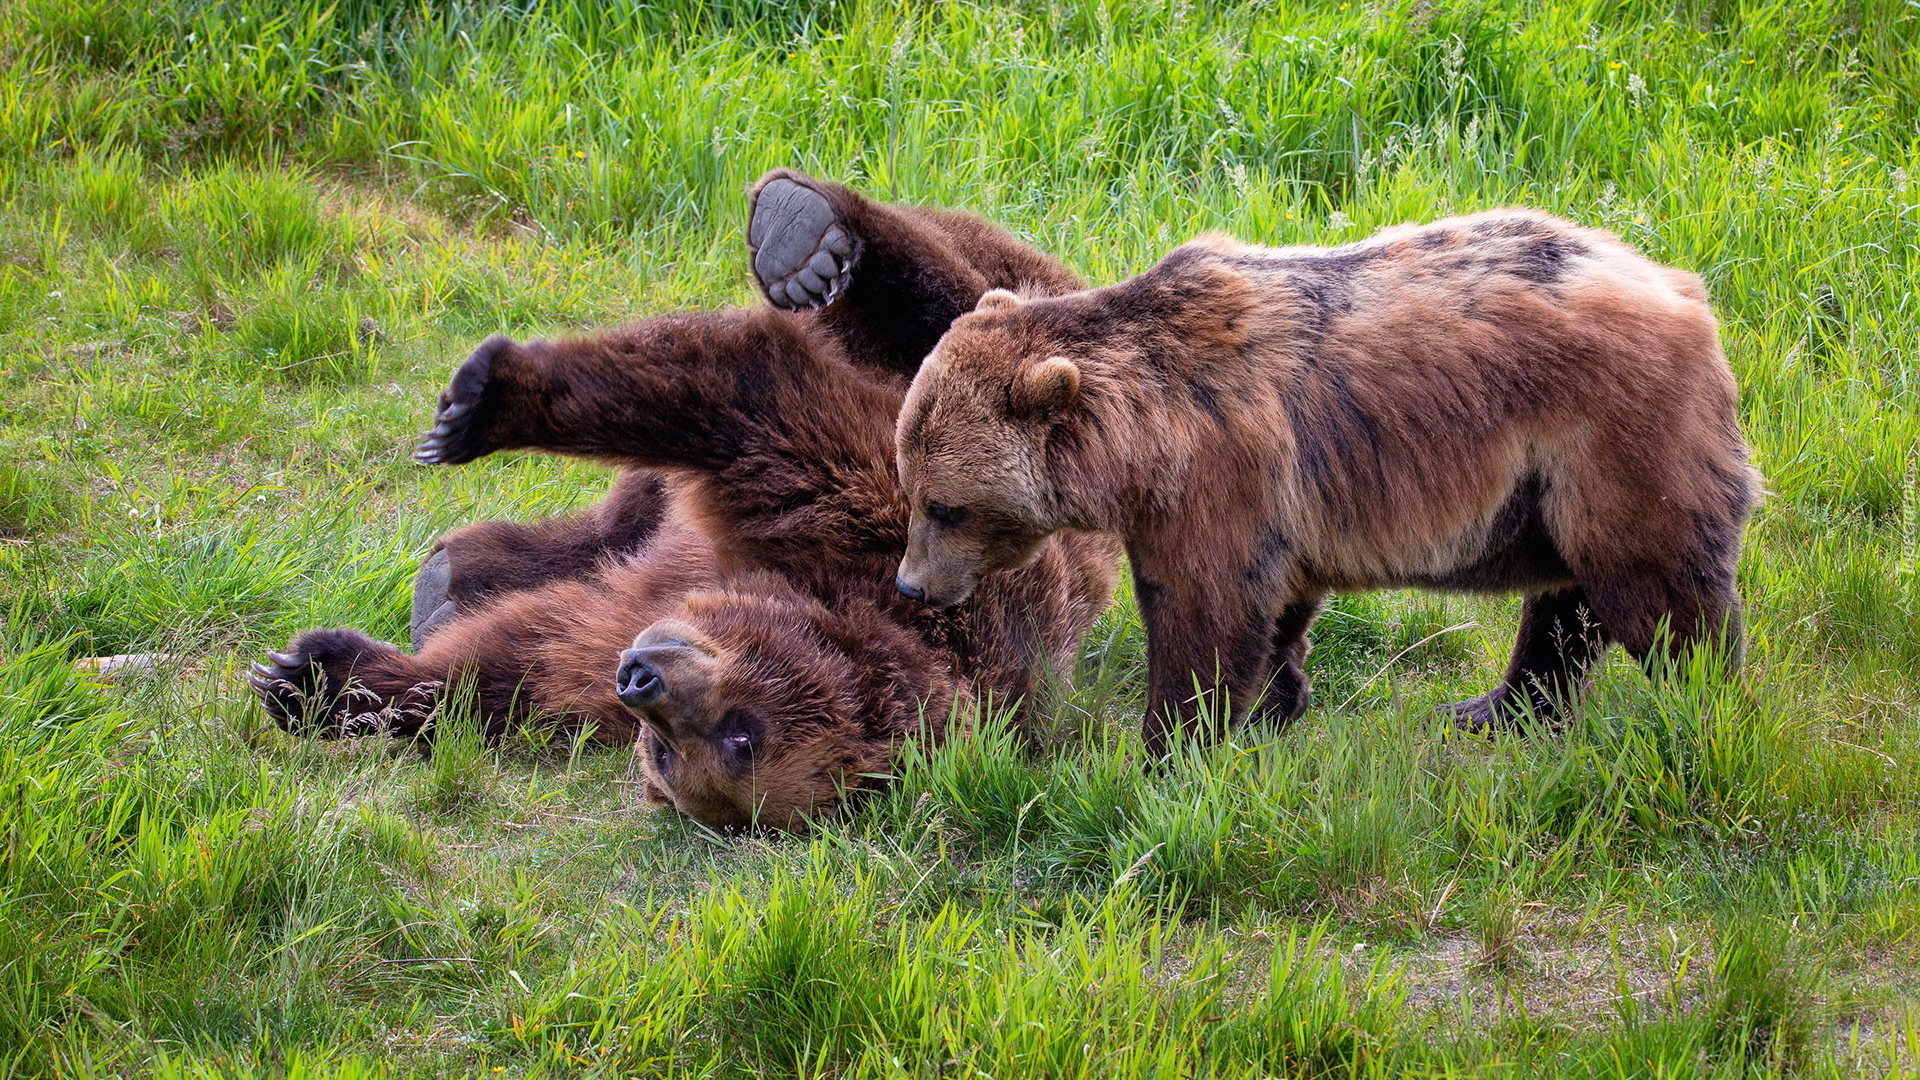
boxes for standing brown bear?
[251,172,1120,829]
[892,211,1758,754]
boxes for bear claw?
[248,630,428,739]
[414,336,507,465]
[749,177,857,311]
[248,650,337,736]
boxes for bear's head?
[894,288,1081,607]
[615,578,961,830]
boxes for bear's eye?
[717,708,762,774]
[925,501,969,529]
[650,735,675,777]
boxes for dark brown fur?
[254,174,1116,829]
[751,167,1081,380]
[430,469,672,611]
[894,210,1758,753]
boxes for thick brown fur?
[894,210,1758,754]
[406,174,1083,649]
[432,469,671,606]
[411,469,673,648]
[252,173,1117,829]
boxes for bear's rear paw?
[1441,689,1549,735]
[748,175,857,311]
[250,646,348,738]
[1441,694,1504,736]
[410,549,460,652]
[414,335,510,466]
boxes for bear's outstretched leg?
[410,470,669,649]
[1248,596,1324,729]
[255,545,712,745]
[746,169,1082,378]
[249,628,441,740]
[1445,587,1610,733]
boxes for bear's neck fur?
[1014,251,1266,535]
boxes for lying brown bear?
[251,172,1120,828]
[893,212,1758,754]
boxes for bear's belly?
[1386,533,1577,594]
[1364,472,1578,595]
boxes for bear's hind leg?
[1445,586,1609,733]
[411,470,670,650]
[1579,561,1744,681]
[261,567,665,749]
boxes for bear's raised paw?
[414,335,509,465]
[749,176,857,311]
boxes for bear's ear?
[974,288,1022,313]
[1010,356,1080,419]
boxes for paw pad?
[749,177,857,311]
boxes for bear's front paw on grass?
[748,174,857,310]
[414,335,510,465]
[249,646,347,737]
[248,629,429,739]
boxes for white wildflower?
[1625,71,1647,107]
[1227,161,1250,201]
[1216,97,1247,137]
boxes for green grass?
[1,0,1917,1075]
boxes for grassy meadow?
[2,0,1918,1074]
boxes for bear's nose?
[895,576,927,601]
[615,650,667,709]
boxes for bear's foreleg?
[413,316,856,474]
[1134,574,1288,758]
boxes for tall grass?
[0,0,1916,1074]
